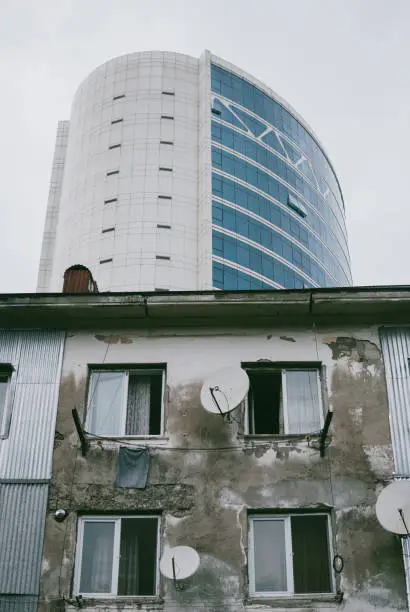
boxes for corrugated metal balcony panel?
[0,330,64,479]
[0,596,38,612]
[0,484,48,594]
[0,382,61,479]
[17,331,64,383]
[380,328,410,475]
[0,330,22,365]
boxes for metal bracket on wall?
[319,409,333,458]
[72,408,89,456]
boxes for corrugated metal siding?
[0,484,48,594]
[380,328,410,610]
[0,330,64,479]
[0,382,61,479]
[380,328,410,475]
[0,596,38,612]
[18,331,64,383]
[0,330,22,364]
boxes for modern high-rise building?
[37,51,352,293]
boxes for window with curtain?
[85,367,164,436]
[245,366,323,435]
[249,513,332,596]
[75,516,159,596]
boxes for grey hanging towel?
[115,446,150,489]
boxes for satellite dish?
[200,366,249,415]
[159,546,200,581]
[376,480,410,535]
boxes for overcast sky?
[0,0,409,292]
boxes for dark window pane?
[291,515,331,593]
[118,518,158,595]
[248,371,282,434]
[0,373,9,426]
[126,373,162,435]
[149,373,163,434]
[126,374,151,435]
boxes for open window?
[0,364,14,439]
[244,364,323,435]
[74,516,159,597]
[85,366,165,437]
[249,513,333,597]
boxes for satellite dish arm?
[172,556,177,586]
[209,386,224,416]
[399,509,410,536]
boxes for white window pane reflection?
[80,521,115,593]
[253,519,287,592]
[286,370,320,434]
[87,371,125,436]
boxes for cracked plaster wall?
[39,324,407,611]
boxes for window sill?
[244,434,313,442]
[68,596,163,608]
[246,592,342,607]
[87,436,169,450]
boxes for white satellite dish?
[159,546,200,581]
[376,480,410,535]
[200,366,249,415]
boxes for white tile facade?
[40,52,204,292]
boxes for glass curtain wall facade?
[210,64,352,290]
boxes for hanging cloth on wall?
[115,446,150,489]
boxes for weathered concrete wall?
[39,323,407,611]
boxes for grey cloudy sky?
[0,0,409,292]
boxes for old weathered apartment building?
[1,287,410,611]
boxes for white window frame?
[0,365,16,440]
[74,515,161,598]
[248,513,334,598]
[244,366,324,435]
[85,367,166,437]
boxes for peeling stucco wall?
[39,324,407,611]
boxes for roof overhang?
[0,287,409,329]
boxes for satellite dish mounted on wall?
[376,480,410,535]
[200,366,249,419]
[159,545,200,590]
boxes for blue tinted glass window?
[211,65,345,215]
[210,64,351,288]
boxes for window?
[109,144,121,150]
[158,195,172,200]
[161,115,174,120]
[104,197,118,204]
[85,367,164,436]
[102,227,115,234]
[156,255,170,261]
[249,513,332,597]
[99,258,113,264]
[162,91,174,96]
[288,194,308,218]
[160,140,174,145]
[245,365,323,435]
[75,516,159,597]
[159,167,172,172]
[157,224,171,229]
[111,118,123,124]
[106,170,119,176]
[113,94,125,101]
[0,365,13,438]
